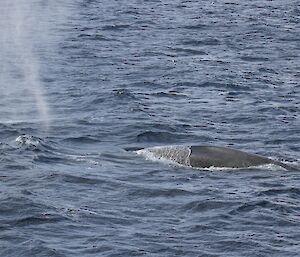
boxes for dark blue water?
[1,0,300,256]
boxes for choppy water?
[1,0,300,256]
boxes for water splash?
[0,0,50,128]
[137,145,192,166]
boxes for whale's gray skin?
[190,146,284,169]
[135,145,296,170]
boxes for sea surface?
[0,0,300,256]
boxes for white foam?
[15,135,40,147]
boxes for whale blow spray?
[0,0,50,128]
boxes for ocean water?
[0,0,299,256]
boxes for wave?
[14,134,99,165]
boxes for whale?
[134,145,296,170]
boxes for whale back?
[135,145,297,170]
[189,146,273,168]
[137,145,191,166]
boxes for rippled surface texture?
[1,0,300,256]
